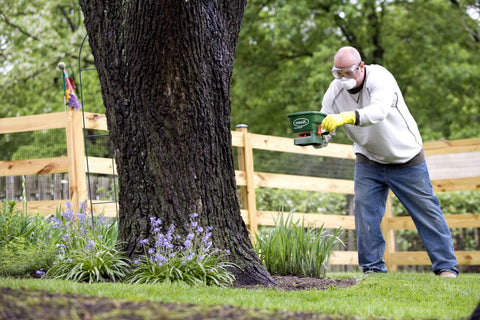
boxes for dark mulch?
[0,276,364,320]
[235,275,359,291]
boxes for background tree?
[2,0,479,159]
[0,0,102,160]
[231,0,480,141]
[78,0,275,285]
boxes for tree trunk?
[79,0,275,285]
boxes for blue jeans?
[354,160,459,275]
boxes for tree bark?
[78,0,275,285]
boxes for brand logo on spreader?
[293,118,309,129]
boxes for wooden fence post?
[235,124,258,242]
[5,176,16,200]
[381,192,397,272]
[65,108,88,213]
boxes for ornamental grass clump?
[45,202,129,283]
[254,212,345,278]
[127,213,236,287]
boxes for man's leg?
[387,162,458,275]
[354,162,389,273]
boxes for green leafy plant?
[254,212,344,278]
[0,200,34,247]
[0,200,59,277]
[45,203,129,283]
[127,213,236,287]
[0,237,56,277]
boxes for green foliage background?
[1,0,479,158]
[231,0,480,141]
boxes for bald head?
[331,46,365,90]
[334,46,362,68]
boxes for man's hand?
[321,111,356,132]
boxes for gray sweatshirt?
[321,64,423,164]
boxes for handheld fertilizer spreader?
[287,111,328,146]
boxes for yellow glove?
[321,111,356,132]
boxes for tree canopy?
[230,0,480,141]
[0,0,101,160]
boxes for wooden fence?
[1,110,479,271]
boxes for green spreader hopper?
[287,111,327,146]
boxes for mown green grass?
[1,272,478,320]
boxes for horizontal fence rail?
[1,111,479,271]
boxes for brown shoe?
[440,271,457,278]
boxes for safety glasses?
[331,62,361,79]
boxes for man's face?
[331,56,365,89]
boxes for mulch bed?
[0,276,365,320]
[235,275,359,291]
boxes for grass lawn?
[1,272,479,319]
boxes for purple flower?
[150,217,162,227]
[201,233,211,244]
[79,226,87,236]
[139,238,149,246]
[186,233,194,240]
[62,202,74,221]
[85,239,94,251]
[76,212,87,223]
[36,269,45,277]
[184,240,192,248]
[189,213,199,220]
[196,226,204,233]
[97,215,106,225]
[50,217,62,229]
[155,253,168,263]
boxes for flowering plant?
[127,213,236,287]
[45,202,129,283]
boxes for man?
[320,46,458,277]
